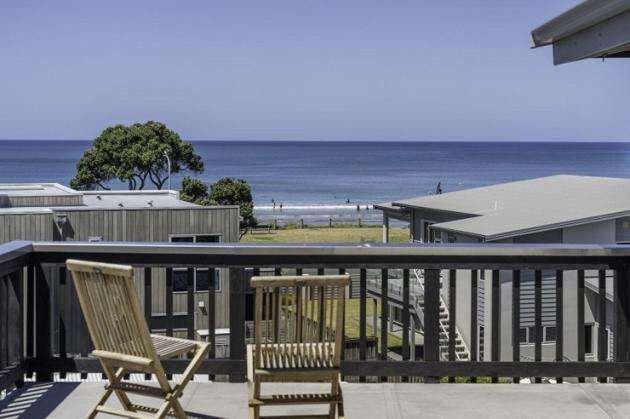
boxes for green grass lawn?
[242,225,409,243]
[243,225,407,351]
[345,298,402,348]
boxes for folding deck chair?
[66,259,210,419]
[248,274,350,419]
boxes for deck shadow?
[0,382,80,418]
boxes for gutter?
[531,0,630,47]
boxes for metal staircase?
[413,269,470,361]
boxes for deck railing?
[3,240,630,393]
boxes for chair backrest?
[250,274,350,369]
[66,259,157,360]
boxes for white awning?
[531,0,630,64]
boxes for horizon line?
[1,138,630,143]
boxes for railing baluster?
[229,268,246,382]
[424,269,440,383]
[26,265,35,362]
[614,265,630,383]
[359,268,367,383]
[35,264,52,381]
[144,268,153,380]
[578,270,585,383]
[186,267,195,341]
[470,270,478,383]
[208,267,216,381]
[402,269,410,383]
[339,268,346,380]
[512,270,520,383]
[534,270,542,383]
[9,270,24,388]
[380,268,388,382]
[166,268,174,337]
[165,267,174,379]
[556,270,563,383]
[318,268,325,340]
[491,270,500,383]
[0,273,7,379]
[59,266,67,379]
[598,269,607,383]
[448,269,456,383]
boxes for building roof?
[0,183,79,197]
[0,183,203,214]
[385,175,630,241]
[81,190,198,209]
[531,0,630,64]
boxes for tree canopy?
[70,121,203,190]
[181,176,257,234]
[179,177,212,205]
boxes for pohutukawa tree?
[181,176,257,237]
[70,121,203,190]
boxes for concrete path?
[3,381,630,418]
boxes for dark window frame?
[169,234,222,293]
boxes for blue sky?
[1,0,628,141]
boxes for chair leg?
[329,377,338,419]
[249,377,261,419]
[97,365,135,416]
[247,345,261,419]
[337,383,345,419]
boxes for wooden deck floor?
[3,381,630,418]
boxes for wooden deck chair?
[247,274,350,419]
[66,259,210,419]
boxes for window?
[170,234,222,293]
[519,328,527,343]
[528,326,537,343]
[585,324,593,355]
[544,326,556,342]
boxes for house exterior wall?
[1,206,240,333]
[1,195,83,208]
[441,220,616,365]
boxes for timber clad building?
[0,183,240,351]
[377,175,630,363]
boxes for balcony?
[3,240,630,418]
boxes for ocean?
[1,140,630,226]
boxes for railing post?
[229,267,247,382]
[598,269,607,383]
[10,270,24,388]
[379,269,388,382]
[555,270,564,384]
[512,270,520,383]
[424,269,440,383]
[359,268,367,383]
[614,265,630,383]
[401,269,410,383]
[491,270,501,383]
[35,264,52,381]
[577,270,585,383]
[470,270,478,383]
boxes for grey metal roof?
[531,0,630,64]
[0,183,79,197]
[390,175,630,241]
[81,190,199,209]
[0,183,204,214]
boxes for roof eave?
[531,0,630,47]
[432,209,630,243]
[391,202,478,219]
